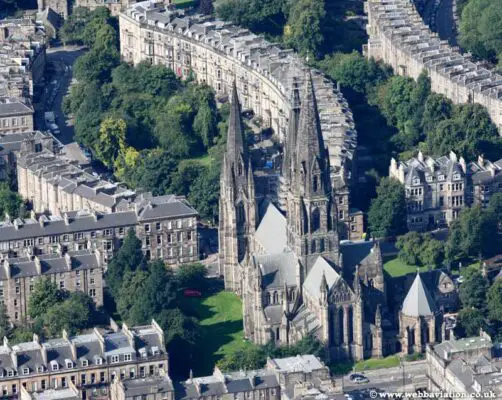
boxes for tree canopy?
[368,177,407,238]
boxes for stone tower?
[219,82,257,294]
[399,273,440,354]
[286,72,339,275]
[279,78,302,210]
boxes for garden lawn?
[173,0,196,8]
[354,355,400,372]
[181,290,253,376]
[384,256,428,278]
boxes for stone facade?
[37,0,69,19]
[221,73,386,362]
[0,18,47,98]
[0,320,168,399]
[0,98,34,135]
[75,0,134,16]
[390,151,502,231]
[118,1,364,240]
[365,0,502,133]
[427,332,502,397]
[0,250,104,324]
[110,369,174,400]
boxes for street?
[338,361,428,396]
[35,46,86,145]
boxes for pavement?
[35,46,86,145]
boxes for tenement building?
[0,17,47,99]
[110,369,174,400]
[365,0,502,133]
[427,331,502,397]
[0,98,34,135]
[0,249,104,323]
[389,151,502,231]
[0,320,168,399]
[119,0,364,240]
[177,355,336,400]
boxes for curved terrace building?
[365,0,502,132]
[118,1,358,184]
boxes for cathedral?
[218,75,458,362]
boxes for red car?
[183,289,202,297]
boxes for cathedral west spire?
[282,77,301,185]
[285,71,339,273]
[219,81,256,294]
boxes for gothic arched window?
[273,291,278,304]
[313,175,318,192]
[311,240,316,253]
[238,161,243,176]
[319,238,325,252]
[236,203,245,224]
[311,208,320,232]
[266,292,271,305]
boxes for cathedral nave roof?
[303,256,341,300]
[254,202,288,255]
[254,251,298,289]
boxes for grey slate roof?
[0,250,100,280]
[254,251,298,289]
[303,256,341,300]
[0,97,33,116]
[401,273,436,317]
[254,202,288,255]
[122,374,174,397]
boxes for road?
[337,361,428,396]
[35,46,86,145]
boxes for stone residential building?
[177,355,336,400]
[119,0,364,241]
[389,151,502,231]
[427,331,502,397]
[20,384,80,400]
[0,200,199,266]
[0,131,49,181]
[0,249,104,323]
[0,320,168,399]
[0,17,47,98]
[75,0,135,16]
[365,0,502,133]
[110,369,174,400]
[0,98,34,135]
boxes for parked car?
[183,289,202,297]
[349,374,369,384]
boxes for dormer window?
[139,348,147,358]
[95,357,102,365]
[37,366,44,373]
[152,346,160,356]
[438,175,444,181]
[111,355,119,363]
[453,173,460,181]
[124,354,132,362]
[65,360,73,369]
[413,178,420,185]
[81,359,88,367]
[50,361,58,371]
[22,368,29,375]
[7,370,14,377]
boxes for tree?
[177,264,208,291]
[199,0,214,15]
[44,292,96,337]
[396,232,423,266]
[487,192,502,230]
[95,118,127,167]
[0,304,10,340]
[128,150,177,195]
[368,177,407,238]
[421,93,453,137]
[116,270,149,322]
[455,308,486,338]
[459,269,488,310]
[420,236,445,268]
[0,183,23,220]
[319,51,392,94]
[284,0,326,57]
[217,346,266,371]
[188,164,221,222]
[28,279,67,320]
[446,206,499,260]
[488,278,502,322]
[106,229,146,297]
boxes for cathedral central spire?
[292,71,329,197]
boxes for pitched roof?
[254,202,287,255]
[254,251,297,289]
[401,273,435,317]
[303,256,340,299]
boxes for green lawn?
[173,0,196,8]
[180,290,253,376]
[186,154,214,167]
[354,355,401,372]
[384,256,428,277]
